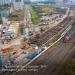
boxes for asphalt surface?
[14,28,75,75]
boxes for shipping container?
[27,51,38,59]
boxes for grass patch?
[64,59,75,75]
[30,4,65,25]
[29,6,41,25]
[42,7,56,14]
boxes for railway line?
[31,17,73,47]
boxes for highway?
[14,27,75,75]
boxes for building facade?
[48,0,56,3]
[0,0,11,5]
[12,0,24,10]
[24,0,31,4]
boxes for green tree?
[72,22,75,26]
[0,17,3,24]
[64,59,75,75]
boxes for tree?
[72,22,75,26]
[64,59,75,75]
[0,17,3,24]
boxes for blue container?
[22,37,27,42]
[41,48,45,51]
[28,51,37,59]
[0,51,3,69]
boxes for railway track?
[31,17,73,47]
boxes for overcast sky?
[31,0,75,4]
[31,0,75,2]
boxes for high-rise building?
[48,0,56,3]
[41,0,56,4]
[0,0,11,5]
[12,0,24,10]
[63,0,68,3]
[24,0,31,4]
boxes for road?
[14,28,75,75]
